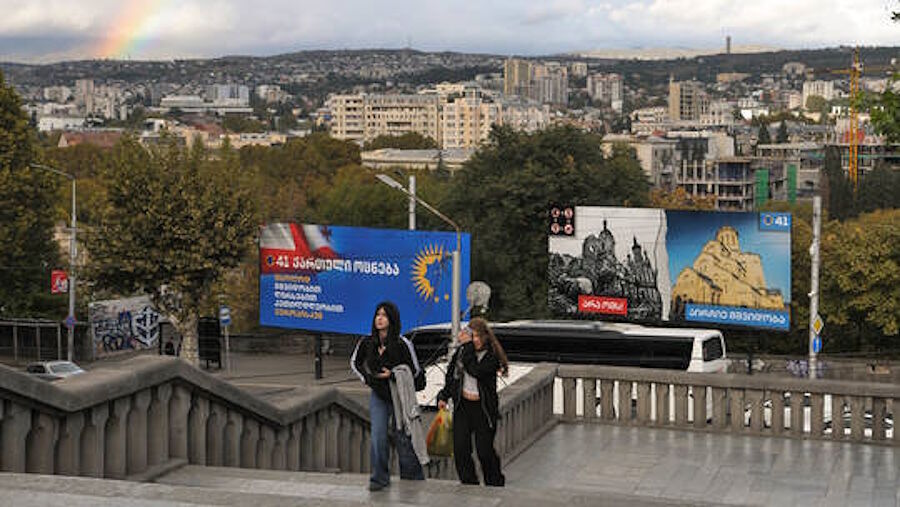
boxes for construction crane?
[822,48,897,190]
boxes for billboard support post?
[314,334,323,380]
[409,175,416,230]
[808,196,822,379]
[376,174,463,341]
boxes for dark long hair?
[469,317,509,376]
[370,301,401,345]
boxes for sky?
[0,0,897,63]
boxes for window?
[703,337,724,361]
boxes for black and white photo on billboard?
[548,207,671,320]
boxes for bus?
[406,319,727,373]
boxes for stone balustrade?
[0,356,559,482]
[0,355,371,478]
[558,365,899,445]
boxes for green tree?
[856,165,900,213]
[776,120,789,143]
[0,71,64,318]
[86,137,256,365]
[363,132,438,150]
[756,123,772,146]
[869,77,899,144]
[823,145,854,221]
[440,126,650,319]
[649,187,716,210]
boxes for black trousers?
[453,398,505,486]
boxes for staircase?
[0,465,732,506]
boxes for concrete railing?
[558,365,899,445]
[424,363,558,479]
[0,356,371,479]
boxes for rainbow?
[95,0,169,60]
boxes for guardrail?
[557,365,898,445]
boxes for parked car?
[25,360,85,381]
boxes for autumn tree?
[86,136,256,365]
[649,187,716,210]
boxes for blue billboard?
[259,223,470,335]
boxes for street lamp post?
[31,163,77,362]
[376,174,462,340]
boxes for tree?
[86,136,256,365]
[822,145,854,221]
[855,165,900,213]
[820,209,900,338]
[0,71,64,318]
[649,187,716,210]
[756,123,772,146]
[776,120,789,143]
[441,126,650,319]
[869,76,899,144]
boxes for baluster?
[562,378,576,421]
[80,405,108,477]
[655,383,670,426]
[206,404,226,467]
[187,396,209,465]
[673,385,689,427]
[789,391,804,436]
[349,421,363,473]
[711,387,727,430]
[693,386,708,429]
[871,397,886,441]
[301,416,313,470]
[810,394,824,438]
[57,412,85,476]
[240,418,259,469]
[127,390,151,475]
[26,412,58,474]
[105,397,131,478]
[636,382,651,424]
[224,410,243,467]
[338,414,351,471]
[849,396,865,441]
[770,391,785,435]
[832,396,847,440]
[618,381,633,422]
[272,428,289,470]
[257,425,274,469]
[168,385,190,459]
[148,384,172,467]
[286,421,301,471]
[729,389,744,432]
[1,401,32,473]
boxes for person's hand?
[458,329,471,344]
[375,368,391,379]
[437,400,447,410]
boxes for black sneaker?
[368,482,387,492]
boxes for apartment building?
[586,73,623,112]
[441,88,500,149]
[802,80,836,109]
[326,94,365,142]
[668,79,710,122]
[363,94,441,144]
[503,58,532,97]
[531,63,568,106]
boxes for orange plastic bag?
[426,407,453,457]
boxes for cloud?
[0,0,895,61]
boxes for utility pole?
[408,174,416,230]
[808,196,822,378]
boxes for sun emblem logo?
[412,244,450,303]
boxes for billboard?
[259,223,470,335]
[548,207,791,331]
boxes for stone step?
[154,464,736,506]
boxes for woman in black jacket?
[350,301,425,491]
[437,317,508,486]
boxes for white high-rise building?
[531,63,568,106]
[326,94,365,142]
[363,94,441,144]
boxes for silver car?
[25,360,85,381]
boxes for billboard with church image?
[548,206,791,331]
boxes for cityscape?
[0,1,899,505]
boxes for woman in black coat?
[437,317,508,486]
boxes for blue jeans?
[369,391,425,486]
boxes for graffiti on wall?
[89,296,161,356]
